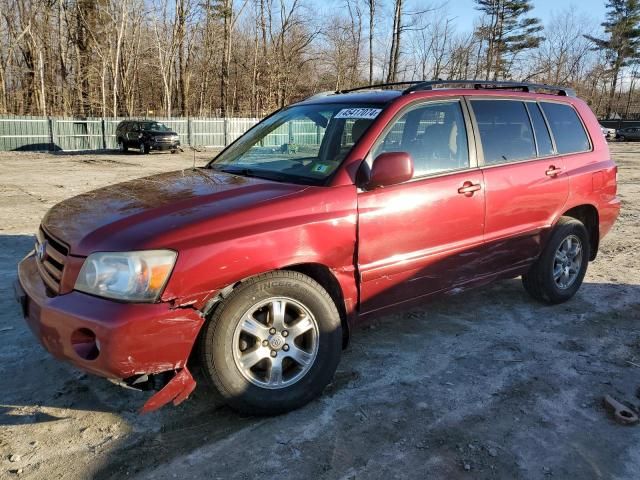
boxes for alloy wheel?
[232,297,319,389]
[553,234,583,289]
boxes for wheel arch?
[285,263,351,349]
[559,204,599,260]
[200,263,352,349]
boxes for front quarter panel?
[160,184,359,315]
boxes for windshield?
[140,122,171,132]
[208,103,384,185]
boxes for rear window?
[526,103,554,157]
[540,102,590,154]
[471,100,536,165]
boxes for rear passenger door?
[468,98,570,271]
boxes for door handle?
[546,165,563,177]
[458,181,482,197]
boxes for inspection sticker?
[334,108,382,120]
[311,163,331,173]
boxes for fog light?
[71,328,100,360]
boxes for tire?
[619,135,625,142]
[198,270,342,415]
[522,217,590,304]
[117,139,128,153]
[171,149,178,154]
[139,141,149,154]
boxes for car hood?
[42,168,308,256]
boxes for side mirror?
[367,152,414,189]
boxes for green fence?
[0,115,261,152]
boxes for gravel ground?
[0,144,639,480]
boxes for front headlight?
[75,250,177,302]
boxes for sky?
[443,0,607,33]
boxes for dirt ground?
[0,144,639,480]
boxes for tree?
[585,0,640,118]
[526,10,595,85]
[218,0,232,116]
[474,0,543,80]
[386,0,403,82]
[367,0,375,83]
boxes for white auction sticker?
[334,108,382,120]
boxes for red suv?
[15,81,620,415]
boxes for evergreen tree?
[475,0,544,80]
[585,0,640,118]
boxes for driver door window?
[372,101,470,177]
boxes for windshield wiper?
[212,165,279,181]
[210,164,324,186]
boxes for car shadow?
[12,143,63,152]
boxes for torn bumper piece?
[16,255,204,410]
[141,367,197,413]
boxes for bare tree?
[0,0,632,120]
[386,0,402,82]
[368,0,375,83]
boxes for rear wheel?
[117,139,128,153]
[139,141,149,154]
[199,271,342,415]
[522,217,590,304]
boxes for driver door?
[357,99,486,314]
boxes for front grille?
[156,136,174,143]
[35,227,69,294]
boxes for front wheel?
[198,271,342,415]
[522,217,590,304]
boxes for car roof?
[295,90,579,110]
[295,90,402,106]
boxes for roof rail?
[300,90,337,102]
[333,80,576,97]
[336,81,424,94]
[402,80,576,97]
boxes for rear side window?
[526,103,554,157]
[372,100,469,177]
[540,102,590,154]
[471,100,536,165]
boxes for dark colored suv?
[616,126,640,141]
[16,80,619,416]
[115,120,180,154]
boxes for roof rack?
[404,80,576,97]
[336,80,576,97]
[302,90,336,101]
[337,81,424,94]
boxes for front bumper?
[16,254,203,408]
[149,140,180,151]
